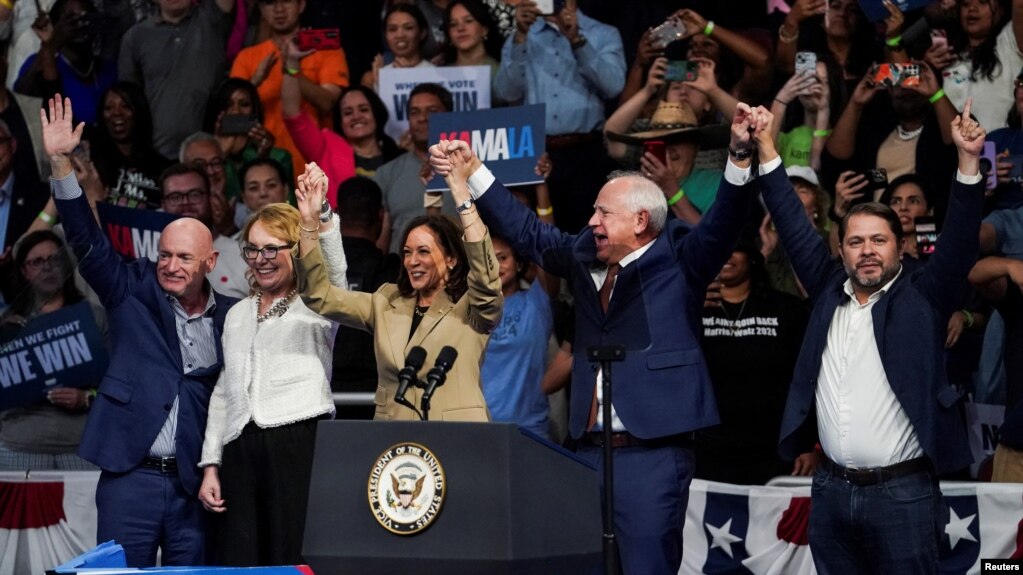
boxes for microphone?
[422,346,458,404]
[395,346,427,408]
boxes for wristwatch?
[728,146,753,161]
[456,198,474,213]
[319,200,333,223]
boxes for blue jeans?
[808,463,947,575]
[576,444,694,575]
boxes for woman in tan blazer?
[294,166,503,421]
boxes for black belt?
[581,431,694,449]
[141,456,177,473]
[546,131,602,150]
[822,456,931,486]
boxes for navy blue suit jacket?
[476,173,753,439]
[56,190,236,495]
[759,165,978,474]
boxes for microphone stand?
[588,344,625,575]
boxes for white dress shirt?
[815,270,925,468]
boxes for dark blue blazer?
[476,174,753,439]
[759,165,978,474]
[56,191,236,495]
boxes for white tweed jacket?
[199,221,346,467]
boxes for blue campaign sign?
[426,104,546,191]
[0,302,108,411]
[95,203,180,262]
[858,0,930,21]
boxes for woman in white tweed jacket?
[197,164,345,566]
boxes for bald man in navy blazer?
[42,96,237,567]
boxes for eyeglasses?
[24,254,59,270]
[242,244,293,259]
[191,158,225,171]
[163,189,207,206]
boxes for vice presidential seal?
[367,442,446,535]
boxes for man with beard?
[758,99,985,574]
[159,163,249,298]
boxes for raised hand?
[683,57,719,95]
[41,94,84,159]
[951,98,985,159]
[429,139,473,176]
[730,103,755,153]
[776,70,818,105]
[834,171,868,218]
[251,51,279,87]
[645,57,668,94]
[295,162,328,225]
[882,0,905,40]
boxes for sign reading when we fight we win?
[0,302,108,411]
[426,104,546,192]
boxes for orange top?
[230,39,350,182]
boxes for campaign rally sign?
[379,66,491,141]
[857,0,930,21]
[95,203,180,263]
[426,104,546,191]
[0,302,108,411]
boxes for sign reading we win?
[426,104,546,191]
[0,302,108,410]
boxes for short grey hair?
[178,132,221,163]
[607,170,668,235]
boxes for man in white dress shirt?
[759,100,985,573]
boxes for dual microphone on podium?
[394,346,458,421]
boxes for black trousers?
[207,418,319,567]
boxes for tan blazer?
[297,232,503,421]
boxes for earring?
[813,211,819,220]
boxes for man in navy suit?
[761,100,983,573]
[430,104,769,574]
[41,95,237,567]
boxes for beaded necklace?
[256,289,297,322]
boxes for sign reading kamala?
[379,66,491,142]
[426,104,546,191]
[0,302,108,411]
[96,203,180,263]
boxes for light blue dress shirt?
[495,10,625,136]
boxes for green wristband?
[929,89,945,104]
[813,129,832,137]
[885,35,902,47]
[667,188,685,206]
[703,21,715,36]
[961,309,974,328]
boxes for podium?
[303,421,602,575]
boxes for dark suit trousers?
[576,443,695,575]
[207,418,318,566]
[96,467,205,567]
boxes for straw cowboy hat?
[605,100,730,148]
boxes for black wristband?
[728,146,753,161]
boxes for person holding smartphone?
[494,0,625,233]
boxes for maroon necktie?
[588,264,620,430]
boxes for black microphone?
[422,346,458,403]
[395,346,427,408]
